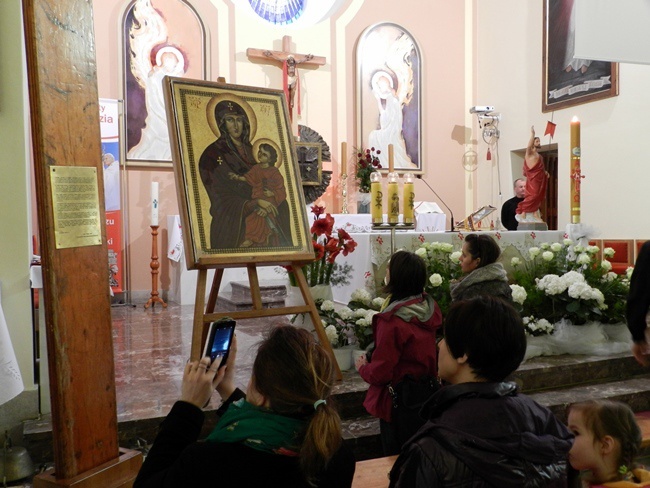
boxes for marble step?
[331,352,649,420]
[342,375,650,461]
[215,291,285,312]
[514,352,648,393]
[229,280,287,300]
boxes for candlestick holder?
[341,173,349,214]
[371,222,415,254]
[144,225,167,309]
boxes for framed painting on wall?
[163,76,314,269]
[122,0,206,167]
[542,0,618,113]
[357,22,422,173]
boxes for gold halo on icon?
[252,138,283,167]
[206,93,257,140]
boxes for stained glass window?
[248,0,305,25]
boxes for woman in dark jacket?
[135,325,355,488]
[450,233,512,302]
[355,251,443,455]
[389,297,573,487]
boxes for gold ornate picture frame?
[163,76,313,269]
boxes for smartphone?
[202,319,236,368]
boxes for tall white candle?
[151,182,159,226]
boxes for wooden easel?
[191,262,342,380]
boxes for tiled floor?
[111,302,295,422]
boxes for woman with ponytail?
[135,325,355,487]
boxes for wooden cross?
[247,36,326,120]
[23,0,141,485]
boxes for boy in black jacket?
[389,296,573,487]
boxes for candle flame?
[571,116,579,122]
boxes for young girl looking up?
[567,400,649,487]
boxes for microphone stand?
[416,175,455,232]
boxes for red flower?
[310,205,325,218]
[327,248,342,263]
[311,213,334,236]
[337,228,352,240]
[313,241,325,260]
[342,239,357,256]
[324,237,340,253]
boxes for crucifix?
[247,36,326,121]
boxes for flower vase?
[293,284,333,331]
[352,348,367,365]
[309,283,333,302]
[333,347,353,371]
[357,192,371,214]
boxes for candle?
[388,144,394,173]
[387,173,399,224]
[370,172,383,224]
[403,173,414,225]
[151,181,159,226]
[341,141,347,176]
[570,116,581,224]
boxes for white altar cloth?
[330,212,446,233]
[330,229,565,303]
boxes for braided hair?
[569,400,642,479]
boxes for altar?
[331,211,446,234]
[330,229,565,303]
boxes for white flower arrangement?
[320,300,335,312]
[577,253,592,265]
[542,251,554,262]
[510,284,527,305]
[511,239,630,331]
[429,273,443,287]
[523,316,554,337]
[603,247,615,258]
[350,288,372,306]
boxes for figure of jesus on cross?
[247,36,326,121]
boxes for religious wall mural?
[357,23,422,173]
[122,0,206,166]
[542,0,618,112]
[163,78,314,268]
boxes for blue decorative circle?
[248,0,305,25]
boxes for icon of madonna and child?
[198,96,293,251]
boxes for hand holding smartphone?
[202,318,236,368]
